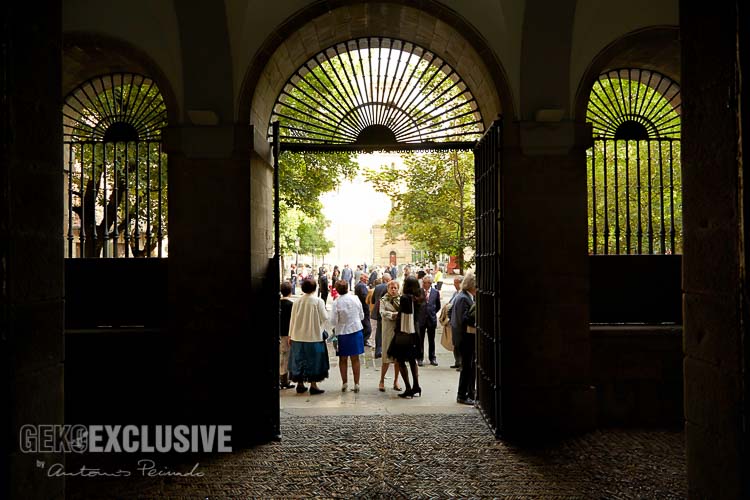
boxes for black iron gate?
[474,118,503,437]
[269,122,282,439]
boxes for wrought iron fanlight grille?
[587,68,681,140]
[63,73,167,142]
[269,37,484,150]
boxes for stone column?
[2,1,65,498]
[680,2,748,498]
[500,121,596,438]
[164,124,276,446]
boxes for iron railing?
[588,138,681,255]
[64,140,167,258]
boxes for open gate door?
[474,118,503,437]
[269,122,282,439]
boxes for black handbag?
[392,332,415,347]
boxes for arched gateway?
[241,2,511,438]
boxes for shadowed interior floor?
[67,412,686,499]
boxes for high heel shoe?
[378,381,386,392]
[411,386,422,397]
[398,388,414,399]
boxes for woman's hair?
[334,280,349,295]
[301,278,317,294]
[402,276,421,296]
[461,271,476,291]
[280,281,292,297]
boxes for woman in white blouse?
[330,280,365,392]
[288,278,329,395]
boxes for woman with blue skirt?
[330,280,365,393]
[288,278,329,395]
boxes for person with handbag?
[288,278,329,395]
[330,280,365,393]
[378,279,402,392]
[388,276,423,399]
[451,270,477,405]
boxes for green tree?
[365,150,475,273]
[298,211,334,260]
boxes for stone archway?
[63,32,180,125]
[241,1,514,436]
[239,1,514,157]
[572,26,680,121]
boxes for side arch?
[573,26,680,122]
[63,32,180,125]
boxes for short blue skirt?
[337,330,364,357]
[288,341,329,383]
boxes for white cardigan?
[288,293,328,342]
[330,293,364,336]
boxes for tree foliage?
[365,150,475,272]
[587,139,682,254]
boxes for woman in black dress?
[388,276,424,398]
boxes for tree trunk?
[454,152,465,275]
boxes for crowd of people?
[279,262,478,404]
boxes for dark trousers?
[453,345,462,366]
[320,287,328,304]
[418,323,437,361]
[362,315,372,343]
[457,333,476,400]
[375,318,383,356]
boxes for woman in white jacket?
[330,280,365,392]
[288,278,329,395]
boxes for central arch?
[239,1,513,156]
[239,0,512,439]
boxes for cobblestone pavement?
[68,413,686,499]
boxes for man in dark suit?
[354,273,372,346]
[451,271,477,405]
[417,274,441,366]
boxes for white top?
[288,293,328,342]
[330,293,364,336]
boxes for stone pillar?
[164,124,276,446]
[681,2,748,498]
[2,1,65,498]
[500,121,596,438]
